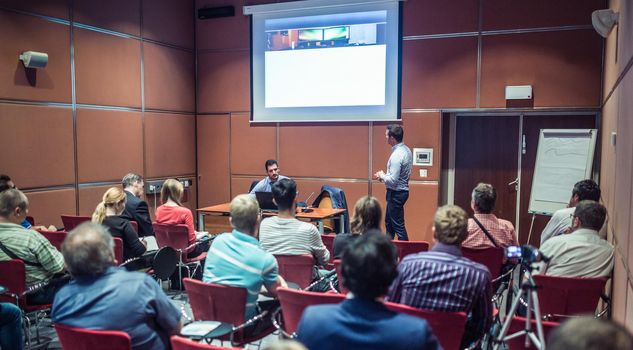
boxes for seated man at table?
[249,159,289,195]
[259,178,330,269]
[203,195,287,335]
[52,222,182,349]
[297,233,440,350]
[120,173,154,237]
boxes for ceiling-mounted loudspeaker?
[198,6,235,20]
[591,9,619,38]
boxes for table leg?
[339,214,345,234]
[198,212,205,231]
[318,220,324,234]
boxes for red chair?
[274,254,315,289]
[462,247,505,279]
[153,223,206,288]
[392,240,429,261]
[54,323,131,350]
[385,301,467,350]
[60,215,91,231]
[129,220,139,233]
[183,278,276,347]
[532,274,608,319]
[38,230,68,251]
[0,260,53,347]
[26,215,35,226]
[170,335,242,349]
[503,316,559,349]
[277,287,345,334]
[320,234,336,263]
[113,237,124,265]
[333,259,348,294]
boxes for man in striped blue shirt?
[203,195,287,334]
[374,124,412,241]
[387,205,492,348]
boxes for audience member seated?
[120,173,154,237]
[249,159,289,195]
[0,174,56,232]
[92,187,147,262]
[387,204,492,348]
[0,302,23,350]
[536,200,614,278]
[463,183,518,249]
[155,179,209,259]
[0,189,66,304]
[259,178,329,268]
[263,340,307,350]
[332,196,382,259]
[52,222,182,350]
[202,195,287,336]
[541,179,601,245]
[548,317,633,350]
[297,233,440,350]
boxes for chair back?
[60,215,91,231]
[320,234,336,263]
[333,259,348,294]
[248,180,259,193]
[54,323,131,350]
[129,221,138,233]
[26,216,35,226]
[385,302,467,350]
[183,278,247,327]
[274,254,315,289]
[38,230,68,251]
[505,316,559,349]
[277,287,345,334]
[113,237,124,265]
[392,240,429,261]
[171,335,242,350]
[153,223,190,252]
[462,247,505,279]
[533,274,607,317]
[0,259,26,304]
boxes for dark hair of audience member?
[547,317,633,350]
[62,222,114,278]
[271,178,296,211]
[0,174,14,192]
[264,159,278,170]
[121,173,143,188]
[350,196,382,234]
[574,200,607,231]
[573,179,601,202]
[471,183,496,214]
[386,124,404,143]
[341,233,397,299]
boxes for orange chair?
[183,278,276,347]
[532,274,608,319]
[60,215,91,231]
[55,323,131,350]
[153,223,206,288]
[392,240,429,261]
[333,259,348,294]
[277,287,345,334]
[171,336,242,350]
[502,316,559,349]
[462,246,505,279]
[38,230,67,251]
[274,254,315,289]
[385,301,467,350]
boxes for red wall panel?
[403,0,479,36]
[26,188,76,228]
[143,43,195,112]
[0,0,70,19]
[143,0,194,49]
[197,51,250,113]
[73,0,141,36]
[196,0,249,51]
[145,113,196,178]
[482,0,602,30]
[230,113,277,176]
[197,115,231,207]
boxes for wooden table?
[197,203,346,234]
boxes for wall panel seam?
[70,0,79,215]
[403,25,593,41]
[0,6,70,25]
[602,54,633,107]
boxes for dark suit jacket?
[297,298,441,350]
[121,190,153,237]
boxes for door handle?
[508,178,519,191]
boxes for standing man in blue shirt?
[249,159,289,195]
[374,124,412,241]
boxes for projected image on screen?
[250,0,401,122]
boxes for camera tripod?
[492,267,546,350]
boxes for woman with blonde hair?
[92,187,146,261]
[155,179,209,258]
[332,196,382,258]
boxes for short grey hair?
[471,183,496,214]
[230,194,260,235]
[122,173,143,188]
[62,222,114,277]
[0,188,28,217]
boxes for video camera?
[506,245,550,265]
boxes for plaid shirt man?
[463,213,518,249]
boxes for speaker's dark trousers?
[386,189,409,241]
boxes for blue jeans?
[385,189,409,241]
[0,303,23,350]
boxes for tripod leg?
[531,289,546,348]
[493,288,523,350]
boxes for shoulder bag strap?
[472,216,500,248]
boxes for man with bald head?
[52,222,182,350]
[0,188,65,304]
